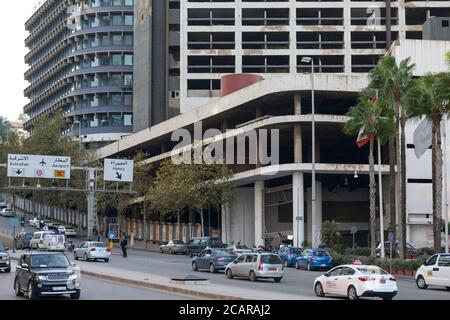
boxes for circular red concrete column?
[221,74,264,97]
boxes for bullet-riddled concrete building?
[180,0,450,112]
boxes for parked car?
[376,241,417,257]
[14,251,81,300]
[0,241,11,273]
[29,218,41,228]
[277,246,303,267]
[295,249,334,271]
[187,237,227,257]
[0,208,15,217]
[64,226,77,237]
[74,242,111,262]
[314,264,398,300]
[225,253,284,283]
[416,253,450,290]
[15,232,34,250]
[227,244,253,256]
[30,231,54,250]
[160,240,187,255]
[192,248,237,273]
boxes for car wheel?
[249,271,257,282]
[84,254,89,261]
[226,269,234,279]
[27,282,37,300]
[70,291,81,300]
[209,264,216,273]
[307,262,312,271]
[189,252,193,258]
[14,278,23,297]
[284,261,288,268]
[5,268,10,273]
[347,286,359,300]
[274,277,282,283]
[315,282,325,297]
[169,249,173,255]
[446,287,450,291]
[416,276,428,289]
[105,259,109,263]
[295,261,300,269]
[192,262,198,272]
[74,252,79,260]
[160,249,163,254]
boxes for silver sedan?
[225,253,284,283]
[74,242,111,262]
[160,240,187,255]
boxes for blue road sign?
[351,226,358,235]
[108,231,117,240]
[388,233,394,242]
[9,218,20,228]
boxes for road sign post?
[351,226,358,249]
[388,232,394,273]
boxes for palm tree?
[344,98,395,257]
[405,73,450,253]
[0,116,11,143]
[368,56,415,259]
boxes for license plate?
[269,268,276,271]
[98,249,103,253]
[380,279,386,284]
[321,264,326,267]
[52,287,66,291]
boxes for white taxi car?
[314,264,398,300]
[416,253,450,290]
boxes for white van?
[30,231,54,250]
[42,233,66,252]
[416,253,450,290]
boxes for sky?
[0,1,34,121]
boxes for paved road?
[68,248,450,300]
[2,216,450,300]
[0,262,195,300]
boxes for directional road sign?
[108,231,117,240]
[104,159,134,182]
[388,232,394,242]
[7,154,71,180]
[351,226,358,235]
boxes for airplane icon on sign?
[39,159,47,166]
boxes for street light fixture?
[301,56,317,247]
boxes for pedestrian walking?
[120,234,128,258]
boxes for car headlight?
[36,275,47,281]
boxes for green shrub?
[344,247,371,257]
[416,247,434,256]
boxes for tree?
[404,73,450,253]
[321,220,341,251]
[0,117,11,143]
[344,97,395,257]
[368,56,415,259]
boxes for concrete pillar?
[221,204,231,244]
[254,181,265,247]
[307,181,322,245]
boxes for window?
[112,35,122,45]
[426,255,438,266]
[112,15,122,26]
[124,54,133,65]
[236,255,246,264]
[111,114,122,126]
[341,267,356,276]
[261,255,282,265]
[111,94,122,105]
[124,94,133,106]
[112,54,122,65]
[438,255,450,267]
[328,268,342,277]
[125,15,134,26]
[124,114,133,126]
[124,34,133,45]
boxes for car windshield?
[209,239,224,247]
[357,267,388,275]
[30,254,70,269]
[173,241,185,244]
[236,245,250,250]
[261,255,282,265]
[0,242,6,252]
[315,251,330,257]
[91,243,106,248]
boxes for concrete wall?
[229,188,255,247]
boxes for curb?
[9,256,247,300]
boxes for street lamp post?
[302,57,317,247]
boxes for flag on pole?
[356,126,370,148]
[413,118,432,159]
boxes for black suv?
[187,237,227,257]
[0,241,11,273]
[14,252,81,300]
